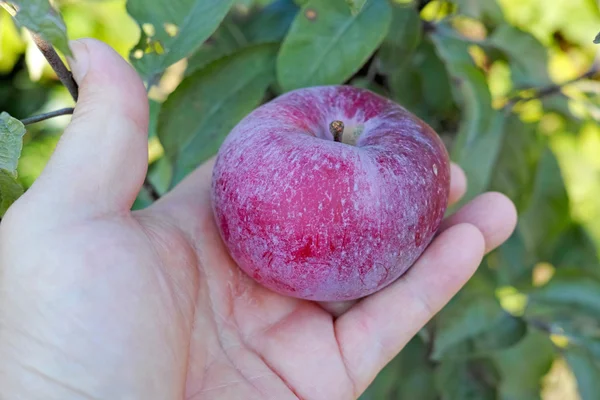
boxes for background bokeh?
[2,0,600,398]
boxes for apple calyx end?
[329,120,345,142]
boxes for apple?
[211,85,450,301]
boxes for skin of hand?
[0,39,517,400]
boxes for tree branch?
[21,108,74,125]
[505,67,599,109]
[29,32,79,101]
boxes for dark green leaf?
[0,169,23,216]
[345,0,366,15]
[564,346,600,400]
[435,358,499,400]
[488,229,535,288]
[6,0,71,55]
[0,112,26,174]
[432,278,505,360]
[492,330,555,400]
[243,0,299,44]
[378,3,422,75]
[277,0,391,91]
[388,39,456,128]
[453,0,504,24]
[519,147,570,255]
[127,0,235,79]
[594,31,600,44]
[550,223,600,275]
[158,44,277,185]
[489,116,543,211]
[185,18,246,76]
[360,335,437,400]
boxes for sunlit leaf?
[5,0,71,55]
[277,0,391,91]
[0,111,26,174]
[158,44,277,185]
[126,0,235,80]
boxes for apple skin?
[211,85,450,301]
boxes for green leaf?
[489,116,543,211]
[453,0,504,24]
[378,3,422,75]
[127,0,235,79]
[432,278,506,360]
[431,26,506,206]
[519,147,570,256]
[564,346,600,400]
[360,335,437,400]
[527,268,600,318]
[345,0,366,15]
[0,112,26,174]
[158,44,277,186]
[550,223,600,275]
[6,0,71,56]
[492,330,555,400]
[243,0,299,44]
[0,169,23,216]
[489,25,551,88]
[435,358,499,400]
[185,18,246,76]
[594,31,600,44]
[277,0,391,91]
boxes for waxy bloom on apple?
[212,86,450,301]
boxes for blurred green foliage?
[2,0,600,398]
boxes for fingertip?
[449,163,467,205]
[441,191,518,254]
[480,192,518,251]
[67,39,90,82]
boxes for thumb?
[29,39,149,216]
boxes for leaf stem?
[21,108,74,125]
[29,32,79,101]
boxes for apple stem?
[330,120,344,142]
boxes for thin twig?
[29,32,79,101]
[21,108,74,125]
[505,67,599,109]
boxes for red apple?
[211,85,450,301]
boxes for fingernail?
[66,39,90,82]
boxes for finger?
[334,223,485,395]
[29,38,149,214]
[439,191,517,253]
[448,163,467,205]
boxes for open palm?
[0,40,516,400]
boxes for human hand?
[0,39,517,399]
